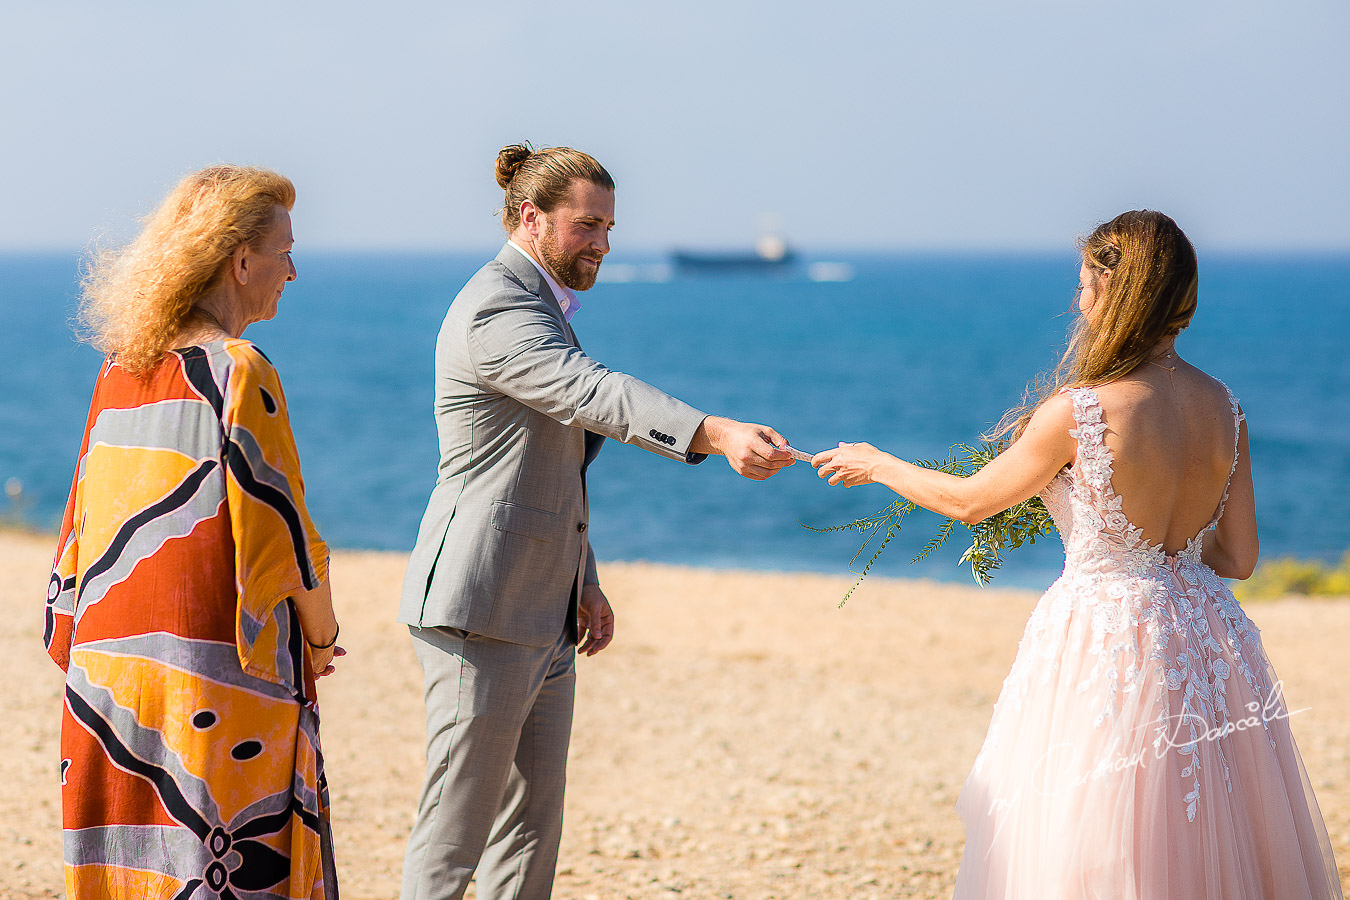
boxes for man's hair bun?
[495,143,534,189]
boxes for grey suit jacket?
[399,244,708,646]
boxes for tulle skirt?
[954,567,1342,899]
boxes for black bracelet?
[307,624,339,651]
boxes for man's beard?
[539,229,601,291]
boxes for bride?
[813,210,1342,898]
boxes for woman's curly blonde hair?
[77,165,295,375]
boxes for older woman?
[45,166,341,898]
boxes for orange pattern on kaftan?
[45,339,334,899]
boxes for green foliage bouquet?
[803,440,1058,604]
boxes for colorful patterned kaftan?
[45,339,335,899]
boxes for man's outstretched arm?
[690,415,795,481]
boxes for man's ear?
[520,200,542,239]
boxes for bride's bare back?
[1096,361,1234,551]
[1093,355,1258,575]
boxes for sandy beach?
[3,530,1346,899]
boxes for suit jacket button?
[649,429,659,439]
[577,522,587,533]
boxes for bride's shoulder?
[1027,390,1080,432]
[1194,369,1239,405]
[1045,384,1102,421]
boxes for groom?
[398,142,794,900]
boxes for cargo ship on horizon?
[670,234,796,274]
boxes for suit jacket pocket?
[490,500,558,542]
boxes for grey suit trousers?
[401,624,576,900]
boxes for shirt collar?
[507,240,581,322]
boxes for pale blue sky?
[2,0,1346,252]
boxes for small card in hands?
[783,445,817,462]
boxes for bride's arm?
[813,393,1077,524]
[1201,417,1258,579]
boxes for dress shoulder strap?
[1064,386,1103,429]
[1063,386,1115,497]
[1208,380,1246,528]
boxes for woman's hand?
[293,579,340,677]
[813,442,890,487]
[311,644,346,678]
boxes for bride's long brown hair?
[992,210,1198,440]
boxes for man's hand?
[577,583,614,656]
[691,415,796,480]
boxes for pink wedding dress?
[954,386,1342,898]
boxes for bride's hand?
[813,442,886,487]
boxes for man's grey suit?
[399,244,707,899]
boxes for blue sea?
[2,250,1347,591]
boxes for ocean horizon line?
[3,246,1348,263]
